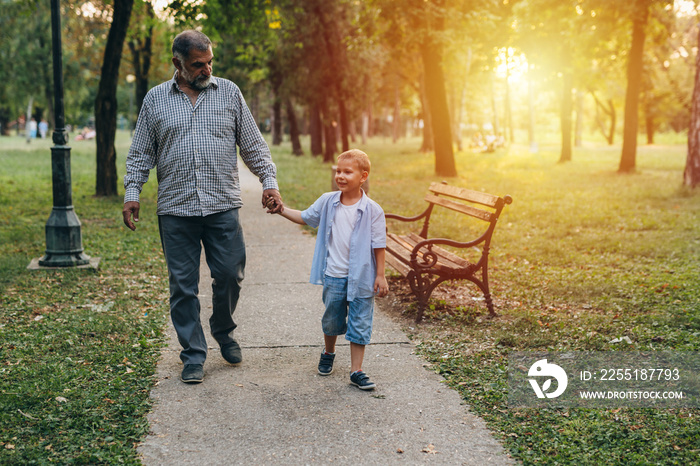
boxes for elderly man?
[123,30,283,384]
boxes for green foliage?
[0,133,168,464]
[272,135,700,465]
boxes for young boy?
[272,149,388,390]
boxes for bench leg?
[465,268,498,318]
[407,271,450,323]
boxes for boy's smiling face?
[334,158,368,195]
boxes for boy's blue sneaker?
[350,370,376,390]
[318,352,335,376]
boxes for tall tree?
[378,0,458,176]
[685,23,700,188]
[619,0,653,173]
[127,0,156,120]
[514,0,575,162]
[418,0,456,176]
[95,0,134,196]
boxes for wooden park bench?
[384,182,513,322]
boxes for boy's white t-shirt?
[325,200,360,278]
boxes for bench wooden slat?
[424,194,493,222]
[429,182,500,208]
[386,234,414,265]
[385,251,411,276]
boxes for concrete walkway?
[137,167,514,465]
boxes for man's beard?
[181,68,211,90]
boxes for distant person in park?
[122,29,283,385]
[28,118,37,139]
[270,149,388,390]
[38,119,49,139]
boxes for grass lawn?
[1,133,169,464]
[1,131,698,464]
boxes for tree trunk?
[490,79,499,137]
[286,98,303,156]
[392,76,400,143]
[559,72,573,163]
[505,50,513,144]
[684,25,700,188]
[95,0,134,197]
[455,47,472,151]
[592,91,616,145]
[644,94,657,144]
[38,34,55,131]
[420,42,456,177]
[528,70,536,151]
[619,0,650,173]
[26,96,33,143]
[419,73,434,152]
[321,99,336,162]
[314,3,349,152]
[337,97,349,152]
[271,98,282,145]
[127,1,154,119]
[574,90,584,147]
[310,103,323,156]
[645,112,655,144]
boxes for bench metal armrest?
[410,234,489,270]
[384,206,431,223]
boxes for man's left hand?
[262,189,283,214]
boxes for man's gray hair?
[172,30,212,63]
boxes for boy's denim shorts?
[321,275,374,345]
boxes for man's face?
[176,47,213,90]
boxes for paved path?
[137,167,514,465]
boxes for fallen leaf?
[5,444,14,450]
[421,444,438,454]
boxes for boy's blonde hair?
[338,149,371,174]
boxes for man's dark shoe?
[181,364,204,384]
[318,352,335,376]
[221,340,242,365]
[350,370,376,390]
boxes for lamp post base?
[30,205,99,269]
[28,256,100,270]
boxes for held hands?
[122,201,140,231]
[262,189,284,214]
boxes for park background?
[1,0,699,464]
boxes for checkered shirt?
[124,73,278,216]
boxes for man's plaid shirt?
[124,73,278,216]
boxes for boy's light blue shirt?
[301,191,386,301]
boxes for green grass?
[273,136,700,465]
[0,133,169,464]
[1,132,698,464]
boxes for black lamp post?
[32,0,95,269]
